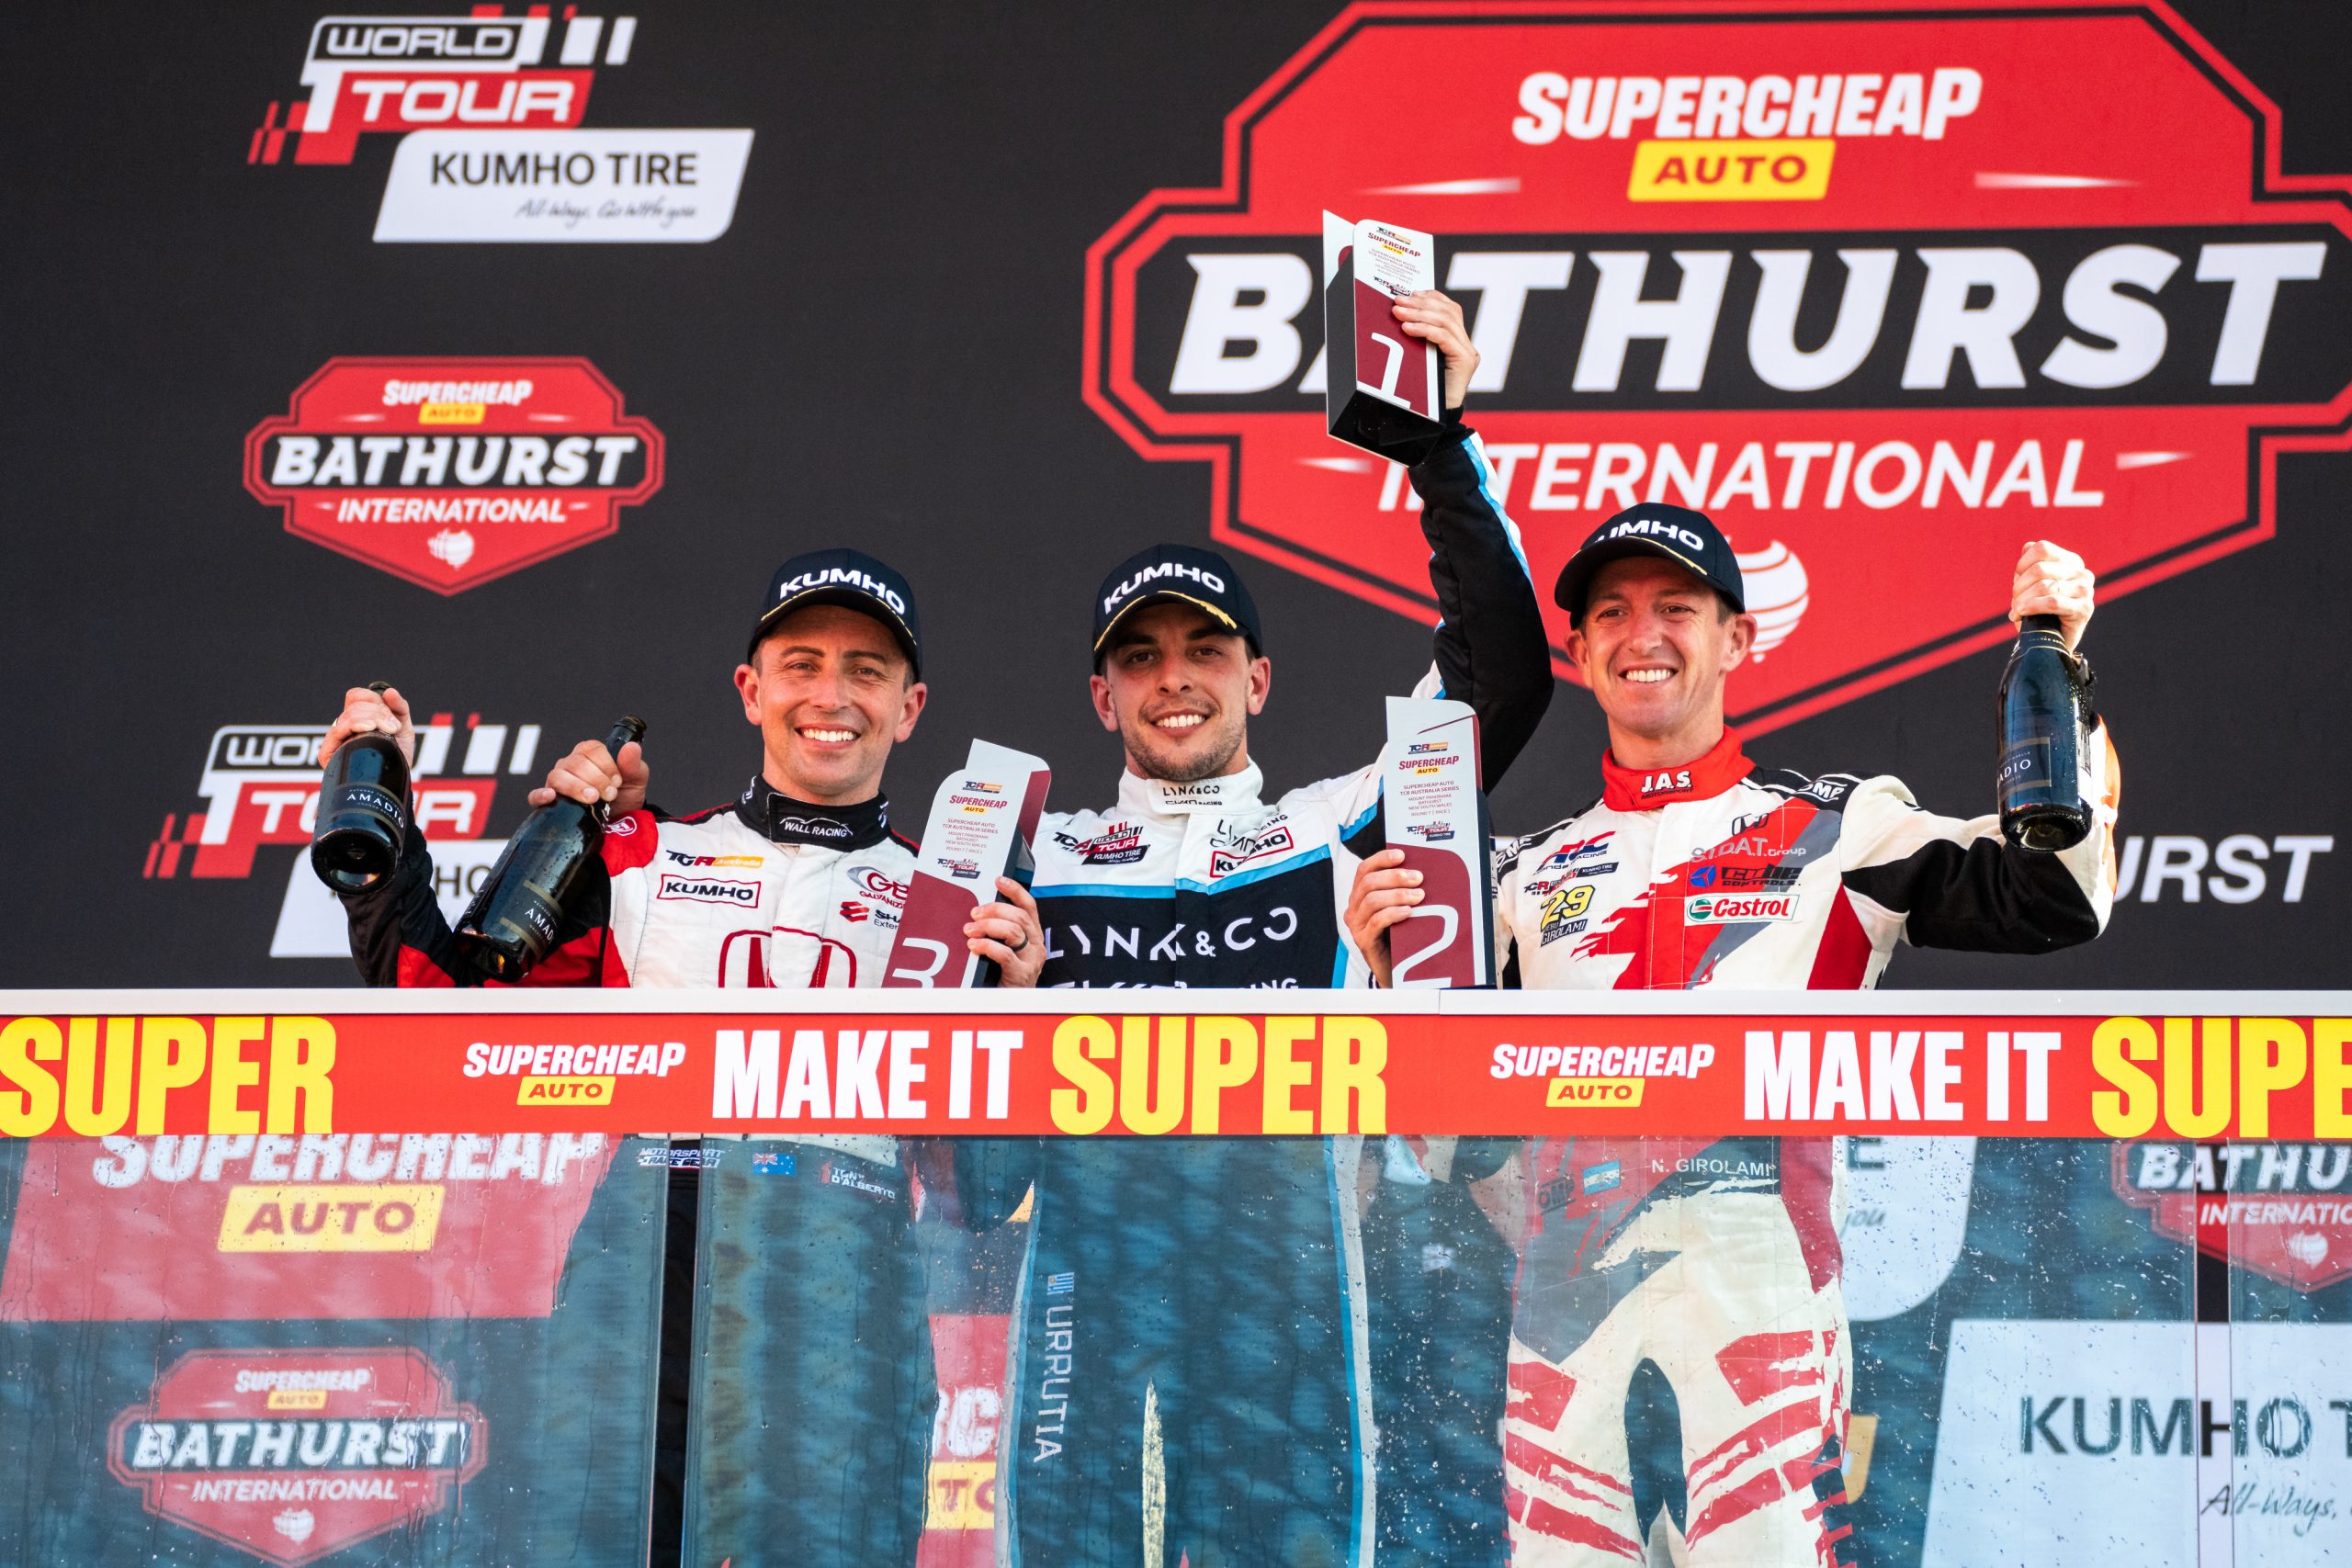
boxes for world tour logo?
[247,10,753,243]
[1085,0,2352,733]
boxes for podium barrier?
[1,991,2346,1565]
[1,989,2346,1140]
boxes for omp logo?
[146,711,539,883]
[246,357,664,592]
[252,12,633,166]
[1086,2,2352,735]
[1688,892,1801,923]
[109,1348,486,1566]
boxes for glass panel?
[0,1131,667,1564]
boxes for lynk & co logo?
[1086,1,2352,733]
[249,10,754,243]
[246,357,665,592]
[107,1348,487,1567]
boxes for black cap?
[1555,503,1746,626]
[1092,544,1264,661]
[749,547,922,675]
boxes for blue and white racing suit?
[958,423,1552,1568]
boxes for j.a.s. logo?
[245,357,664,592]
[1086,0,2352,733]
[107,1348,487,1566]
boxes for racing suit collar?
[1118,762,1266,818]
[734,774,894,850]
[1600,728,1754,811]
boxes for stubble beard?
[1125,710,1245,784]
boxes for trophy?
[883,739,1051,987]
[1379,696,1493,987]
[1322,211,1445,458]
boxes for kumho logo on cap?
[1088,0,2352,734]
[778,567,910,615]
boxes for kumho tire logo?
[1086,0,2352,733]
[249,12,754,243]
[245,356,664,593]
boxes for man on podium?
[321,548,1044,1568]
[1349,512,2119,1565]
[951,288,1551,1566]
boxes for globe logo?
[1735,540,1808,661]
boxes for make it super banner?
[1,992,2346,1142]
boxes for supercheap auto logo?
[249,9,753,243]
[1,1134,618,1322]
[1085,0,2352,734]
[107,1348,486,1567]
[245,357,664,592]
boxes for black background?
[2,0,2346,988]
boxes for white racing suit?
[341,776,935,1568]
[1491,722,2120,1565]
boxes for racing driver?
[322,547,1044,1568]
[952,288,1553,1567]
[1347,509,2118,1566]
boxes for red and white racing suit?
[1491,722,2119,1566]
[339,774,935,1568]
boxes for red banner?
[2,993,2346,1141]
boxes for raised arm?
[1387,290,1554,791]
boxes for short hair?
[1572,583,1739,629]
[749,625,915,685]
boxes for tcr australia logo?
[1086,0,2352,734]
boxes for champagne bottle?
[1996,615,2089,852]
[310,682,409,892]
[455,715,647,981]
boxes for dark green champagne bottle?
[1996,615,2088,852]
[310,682,408,892]
[455,715,647,980]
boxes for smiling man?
[1348,505,2120,1566]
[322,547,1040,1568]
[949,290,1555,1568]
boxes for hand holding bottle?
[2007,539,2096,651]
[322,682,416,766]
[1997,540,2098,852]
[311,682,414,892]
[531,735,650,817]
